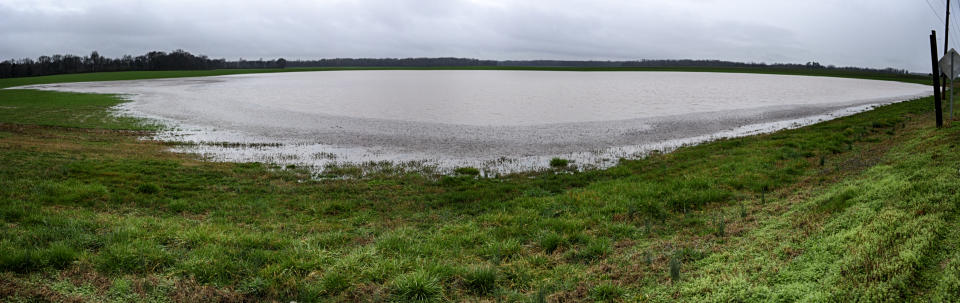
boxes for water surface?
[16,70,931,174]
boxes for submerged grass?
[1,69,957,301]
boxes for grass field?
[1,69,958,302]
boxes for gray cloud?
[0,0,946,71]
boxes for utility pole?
[932,31,945,128]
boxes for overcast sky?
[0,0,951,71]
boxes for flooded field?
[15,70,930,174]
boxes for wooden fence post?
[931,30,944,128]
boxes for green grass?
[453,166,481,176]
[461,265,498,295]
[0,69,310,89]
[0,89,154,129]
[1,69,958,301]
[590,282,625,302]
[549,157,570,168]
[392,270,444,302]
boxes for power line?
[950,0,960,50]
[948,19,960,50]
[950,17,960,50]
[943,0,960,50]
[924,0,948,32]
[928,0,947,24]
[926,0,960,52]
[947,17,960,50]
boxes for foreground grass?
[1,70,957,302]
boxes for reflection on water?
[16,70,931,174]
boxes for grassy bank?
[1,70,958,302]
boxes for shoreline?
[8,71,932,174]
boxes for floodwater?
[15,70,931,175]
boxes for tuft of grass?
[238,277,269,296]
[391,271,443,302]
[167,199,189,213]
[43,242,79,269]
[816,186,860,213]
[522,187,552,197]
[530,285,555,303]
[176,244,239,285]
[549,158,569,168]
[590,282,625,302]
[565,238,611,263]
[108,278,132,295]
[0,242,78,273]
[137,183,161,194]
[35,180,110,206]
[461,265,498,295]
[538,232,566,254]
[320,271,352,295]
[454,167,481,176]
[669,254,681,283]
[96,239,173,274]
[712,215,726,237]
[627,200,666,222]
[0,249,41,273]
[480,239,522,261]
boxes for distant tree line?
[0,50,233,78]
[620,59,911,75]
[1,49,910,78]
[503,59,911,75]
[286,57,497,68]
